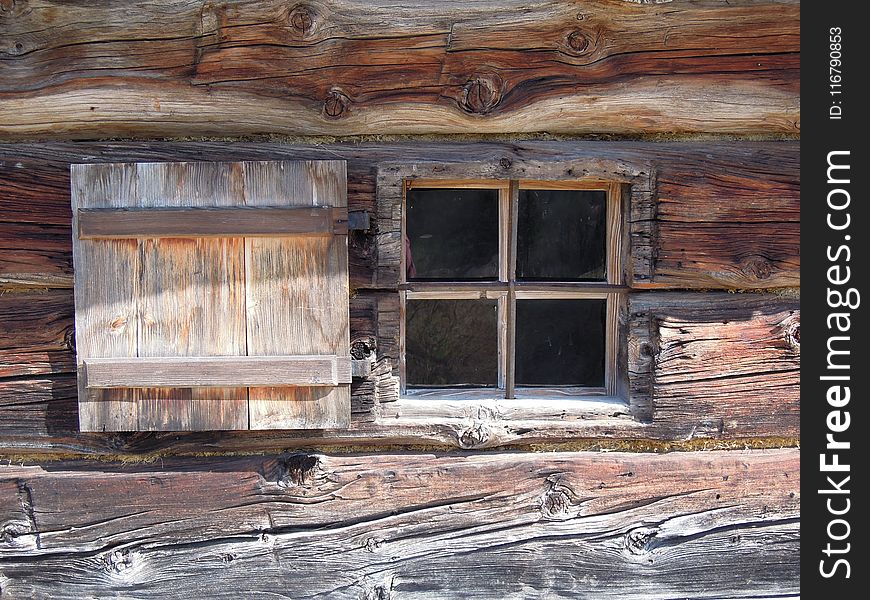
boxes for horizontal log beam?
[0,449,799,598]
[0,1,798,139]
[83,356,352,388]
[0,287,798,454]
[77,206,349,239]
[0,140,799,291]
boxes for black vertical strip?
[803,4,868,597]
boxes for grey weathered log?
[0,448,799,598]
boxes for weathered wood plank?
[0,0,799,138]
[244,160,351,429]
[105,162,250,431]
[84,356,352,388]
[0,141,799,290]
[0,449,799,598]
[77,206,349,239]
[70,163,140,431]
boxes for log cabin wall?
[0,1,798,598]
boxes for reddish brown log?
[0,1,799,139]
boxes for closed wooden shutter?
[71,160,350,432]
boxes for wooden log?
[0,140,799,290]
[77,206,349,239]
[0,0,799,139]
[0,449,799,598]
[0,289,74,378]
[0,285,798,454]
[630,293,800,439]
[83,356,352,388]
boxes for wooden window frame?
[399,178,625,404]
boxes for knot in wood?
[458,421,491,449]
[323,90,350,119]
[359,576,394,600]
[102,549,135,574]
[540,475,578,520]
[288,4,315,37]
[540,489,572,520]
[739,255,773,281]
[461,75,502,115]
[1,521,29,545]
[782,313,800,352]
[7,41,24,56]
[566,29,590,54]
[0,0,22,16]
[351,338,375,360]
[624,526,659,555]
[499,157,512,170]
[277,452,320,487]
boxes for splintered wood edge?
[77,206,349,238]
[84,356,352,388]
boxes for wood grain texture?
[134,162,248,431]
[243,160,351,429]
[0,449,799,598]
[0,290,73,378]
[0,140,798,290]
[78,206,348,239]
[0,0,799,139]
[629,293,800,439]
[0,141,799,450]
[0,289,798,455]
[84,356,352,388]
[70,163,140,431]
[71,160,352,431]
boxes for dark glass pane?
[515,299,605,386]
[406,188,499,280]
[516,189,607,281]
[406,300,498,386]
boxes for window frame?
[399,177,625,402]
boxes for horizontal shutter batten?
[84,356,353,388]
[78,206,348,239]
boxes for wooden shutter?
[71,160,350,432]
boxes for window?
[400,180,624,400]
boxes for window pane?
[406,299,498,386]
[515,299,605,386]
[406,188,500,280]
[516,189,607,281]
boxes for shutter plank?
[72,164,139,432]
[133,162,248,431]
[244,161,351,429]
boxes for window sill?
[380,394,632,422]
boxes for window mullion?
[505,179,520,399]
